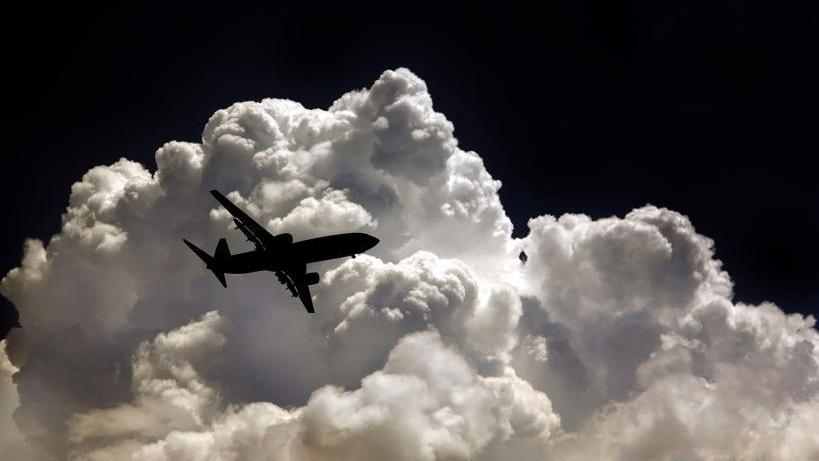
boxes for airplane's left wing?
[280,265,315,313]
[296,281,315,313]
[210,190,277,249]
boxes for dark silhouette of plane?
[184,190,379,313]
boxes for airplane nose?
[366,234,380,248]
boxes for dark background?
[2,1,817,337]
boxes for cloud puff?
[0,341,45,461]
[68,315,557,461]
[1,68,817,460]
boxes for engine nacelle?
[304,272,320,285]
[273,233,293,245]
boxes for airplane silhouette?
[183,190,379,313]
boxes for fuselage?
[218,232,379,274]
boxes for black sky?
[2,1,817,336]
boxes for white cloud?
[69,320,558,461]
[1,68,816,460]
[0,340,46,460]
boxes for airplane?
[183,190,379,313]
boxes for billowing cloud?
[66,314,556,461]
[0,340,45,460]
[1,68,817,460]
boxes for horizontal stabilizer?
[213,270,227,288]
[183,239,227,288]
[184,239,211,265]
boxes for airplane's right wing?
[210,190,277,249]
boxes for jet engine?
[304,272,320,285]
[273,233,293,245]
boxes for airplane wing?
[210,190,276,249]
[278,267,315,313]
[296,282,315,313]
[275,270,299,298]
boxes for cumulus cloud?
[1,68,817,460]
[0,340,45,460]
[67,316,556,461]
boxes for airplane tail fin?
[214,238,230,261]
[183,239,227,288]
